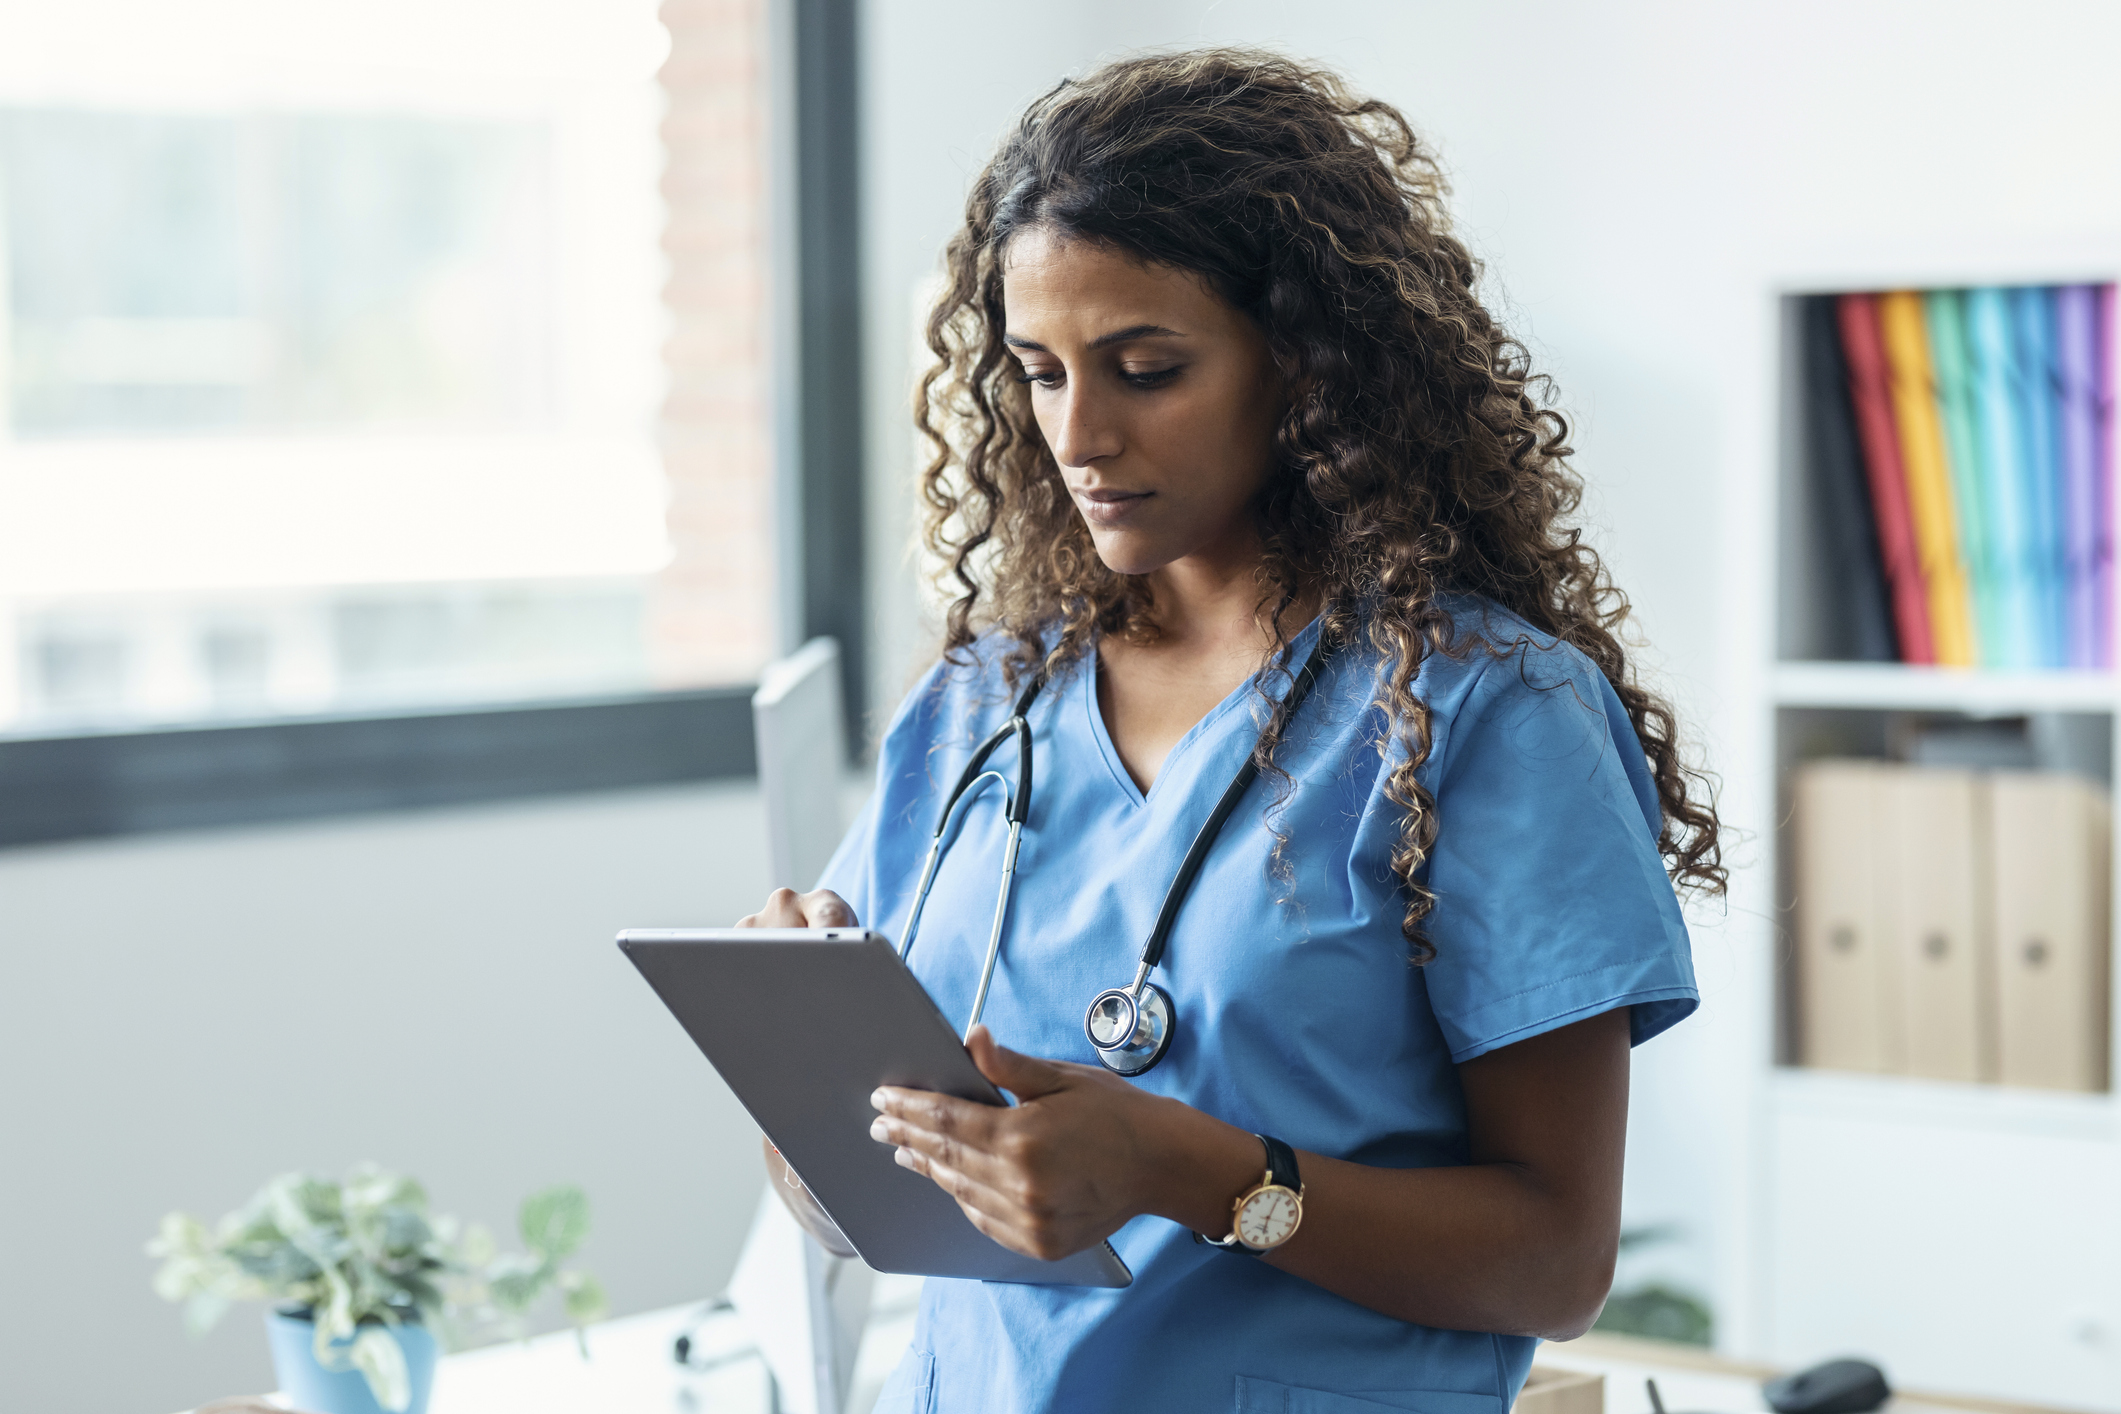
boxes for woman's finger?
[870,1101,1015,1195]
[870,1088,1020,1187]
[890,1138,1036,1235]
[734,887,858,929]
[797,888,857,926]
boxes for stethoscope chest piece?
[1084,980,1174,1075]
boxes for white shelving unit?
[1749,286,2121,1409]
[1772,661,2121,715]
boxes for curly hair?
[914,47,1724,957]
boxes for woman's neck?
[1098,539,1313,793]
[1137,531,1311,664]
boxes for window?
[0,0,773,738]
[4,110,552,436]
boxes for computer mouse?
[1763,1358,1891,1414]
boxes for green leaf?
[517,1186,590,1262]
[458,1222,496,1269]
[562,1273,608,1327]
[182,1290,231,1337]
[146,1211,209,1262]
[486,1254,551,1315]
[349,1326,413,1413]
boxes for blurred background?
[1,2,2117,1411]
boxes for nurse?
[739,47,1723,1413]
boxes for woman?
[741,47,1723,1413]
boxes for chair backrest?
[752,637,849,892]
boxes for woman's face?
[1000,227,1283,578]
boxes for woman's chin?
[1090,544,1172,579]
[1083,526,1167,579]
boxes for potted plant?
[149,1164,608,1414]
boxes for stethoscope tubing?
[897,634,1332,1067]
[898,673,1043,1029]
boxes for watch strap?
[1258,1133,1300,1193]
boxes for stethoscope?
[896,634,1332,1077]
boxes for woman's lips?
[1075,487,1151,527]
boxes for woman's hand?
[870,1012,1632,1339]
[740,885,862,1255]
[868,1025,1258,1262]
[737,887,857,929]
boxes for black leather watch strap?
[1258,1133,1300,1192]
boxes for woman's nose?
[1045,380,1123,469]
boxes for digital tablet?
[618,927,1133,1288]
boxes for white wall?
[0,783,771,1414]
[857,6,1141,721]
[856,0,2121,1388]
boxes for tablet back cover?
[619,928,1132,1288]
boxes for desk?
[186,1276,922,1414]
[193,1302,2074,1414]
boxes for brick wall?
[650,0,777,687]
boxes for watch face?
[1236,1185,1301,1249]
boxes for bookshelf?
[1749,279,2121,1408]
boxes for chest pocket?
[1235,1375,1507,1414]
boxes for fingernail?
[869,1118,889,1141]
[893,1147,915,1168]
[870,1089,888,1110]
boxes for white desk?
[197,1302,2066,1414]
[189,1275,922,1414]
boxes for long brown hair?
[914,48,1724,957]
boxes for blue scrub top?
[819,596,1697,1414]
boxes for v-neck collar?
[1080,617,1326,809]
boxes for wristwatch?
[1199,1134,1304,1256]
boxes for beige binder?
[1794,760,1901,1072]
[1988,772,2112,1092]
[1881,766,1992,1082]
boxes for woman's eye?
[1013,369,1063,388]
[1121,366,1181,389]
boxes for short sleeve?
[1418,644,1697,1063]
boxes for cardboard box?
[1515,1366,1605,1414]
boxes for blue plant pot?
[264,1309,438,1414]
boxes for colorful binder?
[2009,287,2068,667]
[1838,293,1935,664]
[1803,297,1898,661]
[1925,290,2004,666]
[1878,291,1977,665]
[2056,286,2102,669]
[1814,281,2114,670]
[1963,288,2040,668]
[2099,283,2116,670]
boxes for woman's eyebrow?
[1002,323,1186,353]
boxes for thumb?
[965,1025,1069,1101]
